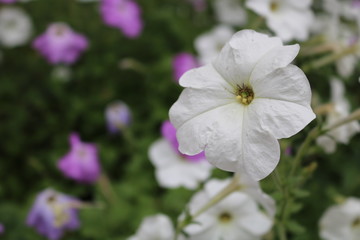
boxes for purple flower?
[0,224,4,234]
[0,0,17,3]
[100,0,143,38]
[161,120,205,162]
[58,133,101,183]
[172,53,198,82]
[26,189,80,240]
[33,23,88,65]
[105,100,131,134]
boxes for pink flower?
[172,53,198,83]
[0,0,17,3]
[100,0,143,38]
[33,23,88,65]
[58,133,100,183]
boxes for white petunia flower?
[194,25,234,65]
[213,0,247,26]
[316,78,360,153]
[170,30,315,180]
[128,214,174,240]
[182,178,273,240]
[246,0,314,42]
[149,121,212,190]
[312,14,360,78]
[0,7,32,48]
[320,197,360,240]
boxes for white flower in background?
[51,66,72,82]
[213,0,247,26]
[194,25,234,65]
[320,197,360,240]
[149,121,212,190]
[182,178,273,240]
[128,214,174,240]
[0,7,32,48]
[316,4,360,77]
[170,30,315,180]
[324,0,360,22]
[246,0,314,42]
[316,79,360,153]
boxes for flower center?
[270,1,280,12]
[219,212,232,223]
[235,84,254,105]
[352,217,360,228]
[47,195,70,227]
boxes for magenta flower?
[172,53,198,82]
[100,0,143,38]
[33,23,88,65]
[26,189,80,240]
[105,100,131,134]
[0,224,4,234]
[161,120,205,162]
[58,133,100,183]
[0,0,17,3]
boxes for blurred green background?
[1,0,360,239]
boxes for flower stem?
[323,108,360,133]
[278,108,360,238]
[302,45,358,72]
[97,173,118,205]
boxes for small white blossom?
[170,30,315,180]
[246,0,314,42]
[0,7,32,48]
[183,178,273,240]
[128,214,174,240]
[316,78,360,153]
[312,14,360,77]
[320,197,360,240]
[213,0,247,26]
[194,25,234,65]
[149,121,212,190]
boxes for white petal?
[241,125,281,180]
[179,64,232,90]
[287,0,312,8]
[336,55,357,78]
[149,139,179,168]
[252,66,313,105]
[249,45,299,83]
[173,101,242,157]
[149,139,212,189]
[316,135,337,154]
[237,212,273,236]
[214,29,282,86]
[248,98,315,139]
[246,0,272,16]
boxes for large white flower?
[194,25,234,65]
[0,7,32,48]
[246,0,314,42]
[149,121,212,190]
[213,0,247,26]
[320,197,360,240]
[128,214,174,240]
[170,30,315,180]
[182,178,273,240]
[316,78,360,153]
